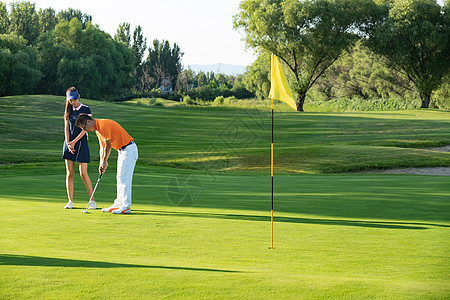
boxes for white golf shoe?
[88,200,97,209]
[64,201,74,209]
[112,206,131,214]
[101,204,121,213]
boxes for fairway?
[1,95,449,299]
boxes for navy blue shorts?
[62,138,90,163]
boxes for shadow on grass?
[0,254,240,273]
[133,210,449,230]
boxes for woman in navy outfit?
[62,87,96,210]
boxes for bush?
[432,80,450,110]
[213,96,225,105]
[186,85,255,101]
[223,96,237,106]
[305,97,420,112]
[183,95,194,105]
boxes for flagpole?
[271,97,274,249]
[268,54,296,250]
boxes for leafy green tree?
[234,0,379,111]
[35,31,72,94]
[9,1,39,44]
[183,68,196,85]
[37,7,57,33]
[432,74,450,110]
[54,18,82,50]
[242,52,271,99]
[114,22,131,46]
[130,25,147,92]
[208,78,218,88]
[231,75,254,99]
[0,47,9,93]
[54,19,133,99]
[56,8,92,30]
[366,0,450,108]
[145,39,183,89]
[0,33,42,95]
[0,2,9,34]
[215,73,228,87]
[311,42,418,102]
[226,75,236,87]
[196,71,207,87]
[132,25,147,67]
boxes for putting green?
[1,170,448,299]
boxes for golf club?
[81,171,103,213]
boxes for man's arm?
[99,139,112,174]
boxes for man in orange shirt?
[75,114,138,214]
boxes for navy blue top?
[61,104,92,163]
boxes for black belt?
[119,140,134,150]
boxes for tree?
[242,52,271,99]
[56,8,92,29]
[37,7,57,33]
[130,25,148,92]
[311,42,418,101]
[215,73,228,87]
[0,33,42,95]
[196,71,207,87]
[234,0,380,111]
[145,39,183,89]
[35,31,72,94]
[0,2,9,34]
[365,0,450,108]
[9,1,39,44]
[54,18,133,99]
[114,22,131,47]
[132,25,147,67]
[183,67,196,86]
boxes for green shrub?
[214,96,225,105]
[223,96,237,106]
[432,80,450,110]
[306,97,420,112]
[183,95,194,105]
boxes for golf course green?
[0,95,449,299]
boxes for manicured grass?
[0,95,449,298]
[0,170,449,299]
[0,95,449,175]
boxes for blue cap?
[67,91,79,100]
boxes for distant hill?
[185,63,247,75]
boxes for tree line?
[1,0,448,108]
[0,1,253,101]
[234,0,450,111]
[0,2,132,99]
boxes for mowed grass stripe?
[0,95,449,298]
[1,95,449,174]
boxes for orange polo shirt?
[95,119,134,150]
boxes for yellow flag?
[268,55,297,111]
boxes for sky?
[23,0,448,67]
[31,0,257,67]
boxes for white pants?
[113,143,138,208]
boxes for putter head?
[81,210,89,213]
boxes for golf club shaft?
[84,174,102,210]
